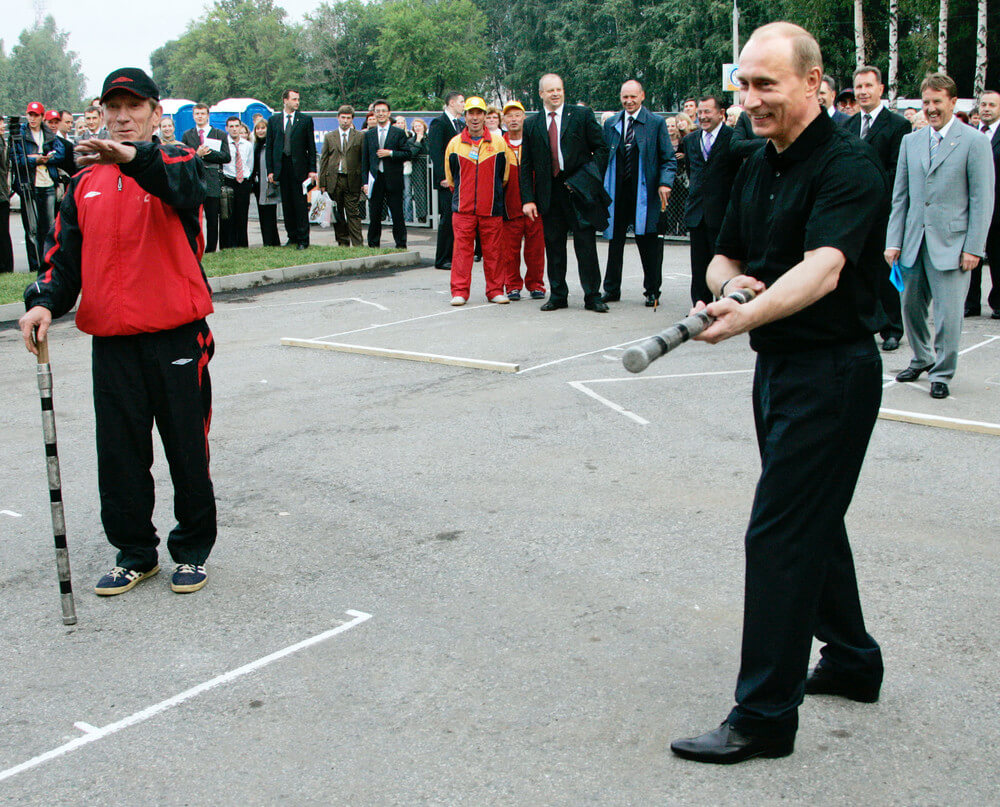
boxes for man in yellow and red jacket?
[500,101,546,301]
[19,68,217,598]
[443,96,514,305]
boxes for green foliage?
[299,0,384,108]
[374,0,489,108]
[155,0,303,106]
[1,17,87,114]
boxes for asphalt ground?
[1,233,998,806]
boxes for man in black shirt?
[670,22,889,764]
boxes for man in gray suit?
[885,72,995,399]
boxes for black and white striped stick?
[622,288,757,373]
[35,335,77,625]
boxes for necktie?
[982,123,990,134]
[930,130,942,160]
[623,116,636,181]
[378,127,386,172]
[548,112,560,177]
[284,114,292,156]
[199,129,205,145]
[235,140,244,182]
[455,117,464,134]
[861,113,872,138]
[702,130,713,160]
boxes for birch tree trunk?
[854,0,866,68]
[973,0,988,97]
[887,0,899,106]
[938,0,949,73]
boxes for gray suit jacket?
[886,120,994,270]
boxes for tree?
[888,0,900,105]
[159,0,303,106]
[938,0,949,71]
[374,0,489,107]
[854,0,867,67]
[974,0,987,96]
[300,0,384,109]
[4,16,86,113]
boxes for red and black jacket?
[25,141,212,336]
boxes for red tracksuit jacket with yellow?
[25,141,212,336]
[444,129,511,217]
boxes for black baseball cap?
[100,68,160,103]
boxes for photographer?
[12,102,65,274]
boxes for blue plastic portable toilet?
[161,99,196,134]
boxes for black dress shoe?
[585,300,610,313]
[670,722,794,765]
[540,300,568,311]
[297,243,308,250]
[644,294,658,308]
[804,664,880,703]
[600,292,620,303]
[991,310,1000,319]
[895,364,933,383]
[930,381,949,399]
[965,308,981,317]
[881,336,900,351]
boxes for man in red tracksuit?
[443,96,513,305]
[19,68,217,597]
[500,101,546,301]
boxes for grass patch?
[1,245,403,305]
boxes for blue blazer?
[601,107,676,237]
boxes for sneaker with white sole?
[171,564,208,593]
[94,565,159,596]
[489,295,509,304]
[450,296,467,306]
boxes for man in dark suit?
[683,95,740,305]
[428,92,465,268]
[520,73,611,312]
[819,76,850,126]
[966,89,1000,318]
[265,89,317,250]
[600,79,676,306]
[361,99,413,249]
[182,103,230,253]
[846,65,912,350]
[319,104,364,247]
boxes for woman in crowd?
[393,115,416,222]
[158,116,180,146]
[485,106,502,133]
[251,117,281,246]
[409,117,430,223]
[664,113,689,237]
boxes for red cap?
[45,109,61,121]
[26,102,45,116]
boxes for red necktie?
[199,129,205,145]
[548,112,560,177]
[235,141,244,182]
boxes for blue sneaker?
[529,290,546,300]
[507,290,521,301]
[94,565,159,596]
[171,563,208,593]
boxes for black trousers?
[688,222,718,305]
[221,177,251,249]
[542,177,602,304]
[435,187,455,267]
[258,203,280,246]
[203,195,221,253]
[965,224,1000,313]
[368,175,406,248]
[603,182,663,299]
[278,171,310,246]
[92,320,217,571]
[20,185,55,274]
[727,338,883,739]
[0,201,13,273]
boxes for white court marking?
[314,303,492,340]
[0,510,22,518]
[882,335,1000,390]
[0,610,372,783]
[220,296,390,312]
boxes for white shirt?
[860,102,885,125]
[982,120,999,140]
[223,138,253,180]
[932,115,957,142]
[545,104,565,171]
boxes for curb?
[0,251,422,324]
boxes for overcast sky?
[2,0,321,100]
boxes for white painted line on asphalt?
[220,296,390,312]
[517,337,649,374]
[1,510,23,518]
[315,303,492,339]
[280,339,519,373]
[569,381,650,425]
[0,610,372,783]
[878,408,1000,436]
[883,335,1000,390]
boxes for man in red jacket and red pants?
[19,68,217,597]
[500,101,546,301]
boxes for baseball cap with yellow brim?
[464,97,488,113]
[502,101,525,114]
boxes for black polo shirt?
[715,111,890,352]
